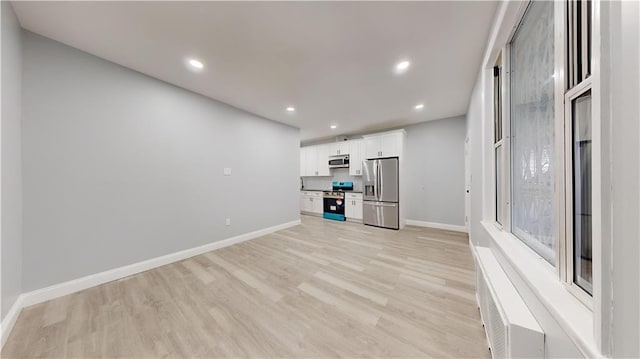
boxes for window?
[569,89,592,295]
[494,63,505,226]
[564,0,593,298]
[491,0,596,306]
[509,0,557,265]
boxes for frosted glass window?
[510,1,556,264]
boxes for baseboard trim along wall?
[1,296,25,348]
[0,219,301,348]
[406,219,468,233]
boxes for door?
[346,199,363,220]
[301,195,310,212]
[364,136,382,159]
[363,201,399,229]
[362,159,377,201]
[315,145,330,176]
[377,158,399,202]
[465,137,470,231]
[349,140,364,176]
[380,133,401,157]
[304,146,316,176]
[312,197,323,214]
[329,142,349,156]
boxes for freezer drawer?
[363,201,399,230]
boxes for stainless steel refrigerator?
[362,157,399,229]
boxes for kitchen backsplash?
[301,168,363,191]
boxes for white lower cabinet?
[301,191,323,215]
[345,193,363,221]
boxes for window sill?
[480,220,600,358]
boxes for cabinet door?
[380,133,401,158]
[305,146,316,176]
[328,142,348,156]
[349,140,364,176]
[299,148,307,177]
[346,199,363,220]
[352,200,363,220]
[364,136,382,159]
[315,144,330,176]
[312,197,324,214]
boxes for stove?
[322,181,354,221]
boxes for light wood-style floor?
[2,215,489,358]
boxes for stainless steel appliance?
[323,181,354,221]
[363,158,399,229]
[328,154,350,169]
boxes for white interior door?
[465,136,471,231]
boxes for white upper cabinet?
[328,141,350,156]
[299,147,307,176]
[300,145,331,177]
[349,139,365,176]
[364,131,404,159]
[314,144,330,176]
[364,136,382,159]
[301,131,403,177]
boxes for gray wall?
[21,32,300,291]
[1,2,23,320]
[404,116,466,226]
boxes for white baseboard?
[1,295,25,348]
[406,219,468,233]
[1,219,300,349]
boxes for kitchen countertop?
[300,188,362,193]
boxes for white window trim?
[563,77,594,309]
[492,46,511,232]
[495,1,599,307]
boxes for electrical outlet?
[225,218,231,226]
[223,168,232,176]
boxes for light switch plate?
[225,218,231,226]
[223,168,232,176]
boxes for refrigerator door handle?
[376,160,381,201]
[369,202,397,207]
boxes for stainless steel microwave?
[328,154,349,169]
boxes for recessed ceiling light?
[187,58,204,70]
[394,60,410,73]
[330,125,337,129]
[415,103,425,110]
[286,106,296,112]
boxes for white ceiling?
[12,1,497,142]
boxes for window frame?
[561,0,595,306]
[493,56,507,229]
[503,0,563,267]
[490,0,597,308]
[563,78,594,308]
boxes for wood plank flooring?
[2,215,490,358]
